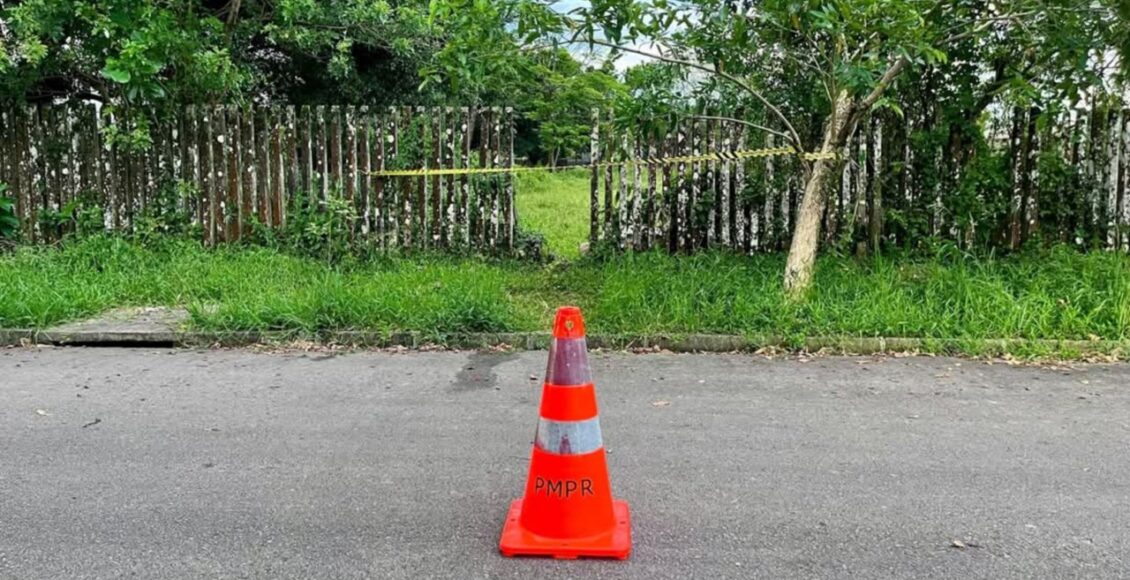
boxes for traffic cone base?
[499,499,631,560]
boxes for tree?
[617,62,691,138]
[529,50,624,167]
[0,0,242,104]
[425,3,627,164]
[0,0,442,107]
[237,0,441,105]
[432,0,1118,295]
[584,0,1106,294]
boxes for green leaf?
[101,67,132,84]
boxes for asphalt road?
[2,347,1128,579]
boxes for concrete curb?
[1,328,1127,356]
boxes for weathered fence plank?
[344,105,357,222]
[603,113,615,245]
[255,107,270,227]
[239,107,255,233]
[475,106,488,248]
[589,110,600,246]
[442,107,454,246]
[284,106,298,227]
[271,106,285,228]
[196,107,212,244]
[458,107,471,246]
[211,107,227,236]
[296,106,311,200]
[377,108,390,246]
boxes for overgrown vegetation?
[3,170,1125,353]
[248,188,361,265]
[2,1,1128,353]
[4,1,1128,270]
[0,183,18,243]
[2,235,1126,352]
[0,0,621,170]
[435,0,1126,294]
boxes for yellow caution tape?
[367,146,837,177]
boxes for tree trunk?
[224,0,243,40]
[784,91,854,295]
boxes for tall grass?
[0,237,530,334]
[186,252,523,334]
[575,249,1128,340]
[1,236,1127,343]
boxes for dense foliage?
[0,0,434,105]
[4,0,1123,174]
[2,234,1127,352]
[0,0,622,164]
[2,0,1128,269]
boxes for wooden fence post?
[503,106,515,251]
[344,105,358,235]
[589,109,600,245]
[459,107,471,247]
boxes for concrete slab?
[46,306,189,334]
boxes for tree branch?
[574,37,806,152]
[838,5,1039,145]
[224,0,242,41]
[969,58,1040,119]
[688,115,792,141]
[839,56,908,143]
[858,57,908,113]
[944,10,1036,44]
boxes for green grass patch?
[574,250,1129,340]
[0,237,548,334]
[1,238,1127,351]
[514,168,591,259]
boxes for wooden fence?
[588,113,755,253]
[590,108,1130,253]
[0,104,516,251]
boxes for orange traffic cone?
[499,306,631,560]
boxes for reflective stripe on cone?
[535,416,603,455]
